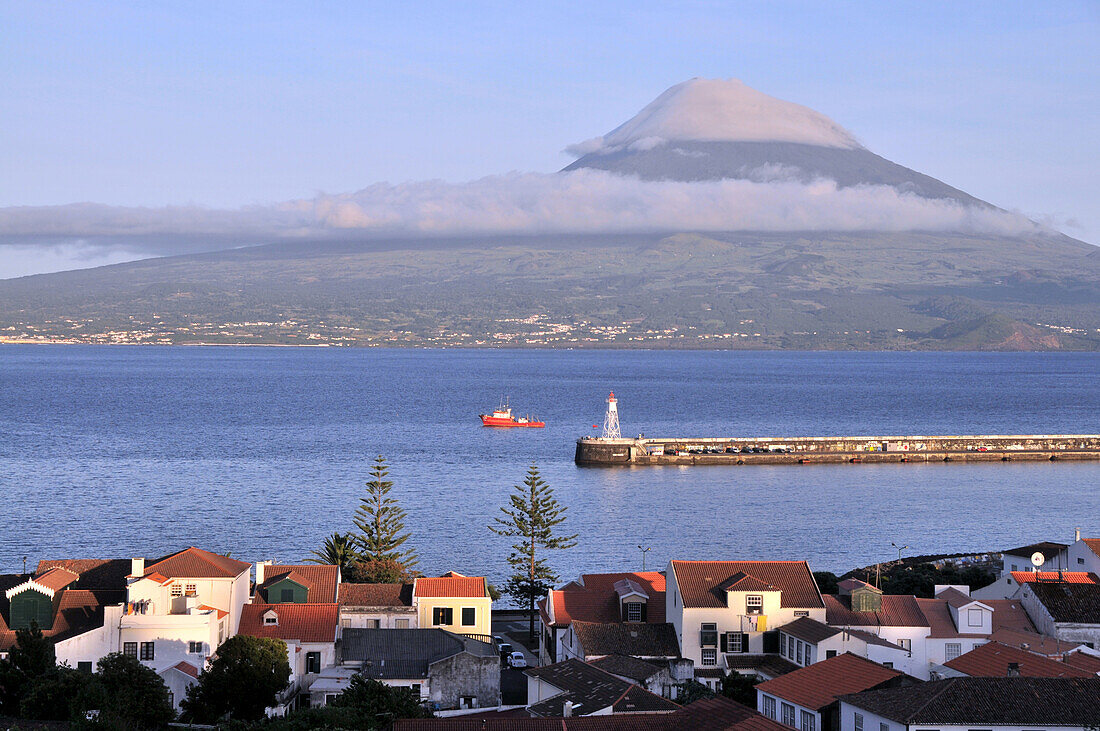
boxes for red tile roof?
[989,627,1082,656]
[944,641,1094,678]
[547,572,668,627]
[143,547,250,579]
[670,561,823,609]
[1010,571,1099,585]
[824,594,928,627]
[580,572,666,594]
[258,564,340,603]
[718,573,777,593]
[237,603,338,643]
[166,661,200,678]
[414,573,488,598]
[0,588,126,651]
[915,597,1035,638]
[1083,538,1100,558]
[986,599,1037,633]
[32,567,80,592]
[1063,650,1100,674]
[755,652,905,711]
[339,582,414,607]
[35,559,130,589]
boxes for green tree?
[0,621,56,714]
[329,674,432,727]
[344,557,417,584]
[675,679,716,705]
[490,464,577,642]
[813,571,839,595]
[353,456,418,572]
[18,665,98,722]
[180,635,291,723]
[92,652,175,729]
[720,672,760,706]
[307,531,363,572]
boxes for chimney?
[1007,662,1020,677]
[256,560,272,586]
[1075,527,1081,542]
[130,558,145,577]
[563,701,573,718]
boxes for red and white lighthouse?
[601,391,621,439]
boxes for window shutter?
[639,603,647,622]
[741,633,750,652]
[720,633,728,652]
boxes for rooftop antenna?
[601,392,621,440]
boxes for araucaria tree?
[490,464,577,641]
[354,455,418,573]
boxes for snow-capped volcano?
[565,78,985,206]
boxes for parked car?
[507,651,528,668]
[498,642,513,660]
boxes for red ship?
[479,402,545,428]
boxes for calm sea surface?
[1,346,1097,583]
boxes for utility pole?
[638,545,651,572]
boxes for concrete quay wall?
[575,435,1100,466]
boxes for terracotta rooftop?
[165,661,200,679]
[755,652,906,711]
[414,573,488,598]
[985,599,1037,632]
[989,627,1084,656]
[1063,650,1100,674]
[944,640,1093,678]
[670,561,823,609]
[580,571,666,594]
[142,547,250,579]
[257,564,340,603]
[547,572,667,626]
[237,603,339,643]
[840,677,1100,724]
[1009,571,1099,585]
[916,596,1034,638]
[0,587,126,651]
[717,572,778,593]
[31,567,80,592]
[35,559,131,590]
[339,582,414,607]
[824,593,928,628]
[1081,538,1100,558]
[390,695,785,730]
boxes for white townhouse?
[665,560,825,687]
[778,616,912,675]
[118,548,251,677]
[823,580,932,679]
[1067,536,1100,575]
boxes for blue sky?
[2,1,1098,242]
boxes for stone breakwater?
[574,434,1100,466]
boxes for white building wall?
[117,611,221,674]
[1065,540,1100,575]
[758,690,821,729]
[54,604,123,668]
[339,608,416,630]
[838,702,1095,731]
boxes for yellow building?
[413,572,492,638]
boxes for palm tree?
[306,532,362,572]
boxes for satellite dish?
[1031,552,1045,568]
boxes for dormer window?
[263,611,278,626]
[625,602,643,622]
[746,595,763,614]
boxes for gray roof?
[341,628,495,679]
[1003,541,1068,558]
[572,621,681,658]
[586,654,663,683]
[525,659,679,717]
[1027,582,1100,624]
[780,617,840,644]
[841,677,1100,724]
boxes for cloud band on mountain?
[0,170,1038,278]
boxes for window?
[781,703,796,726]
[727,632,742,652]
[762,695,776,719]
[788,635,795,658]
[945,642,962,661]
[280,588,295,602]
[123,642,138,659]
[340,617,351,628]
[825,649,837,659]
[967,608,983,627]
[854,713,864,731]
[365,618,380,629]
[1079,557,1085,565]
[264,613,278,625]
[800,709,815,731]
[140,642,155,661]
[1010,563,1018,571]
[410,684,421,696]
[625,602,642,622]
[794,610,808,617]
[395,618,409,629]
[1006,577,1012,584]
[433,607,453,625]
[746,595,763,614]
[880,724,889,731]
[171,584,183,597]
[700,622,718,646]
[77,661,92,673]
[461,607,477,626]
[189,641,204,654]
[167,691,174,707]
[306,651,321,674]
[883,662,893,669]
[185,583,197,596]
[796,641,803,665]
[701,648,717,666]
[897,638,911,652]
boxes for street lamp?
[891,542,909,562]
[638,545,652,572]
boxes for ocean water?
[1,346,1097,583]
